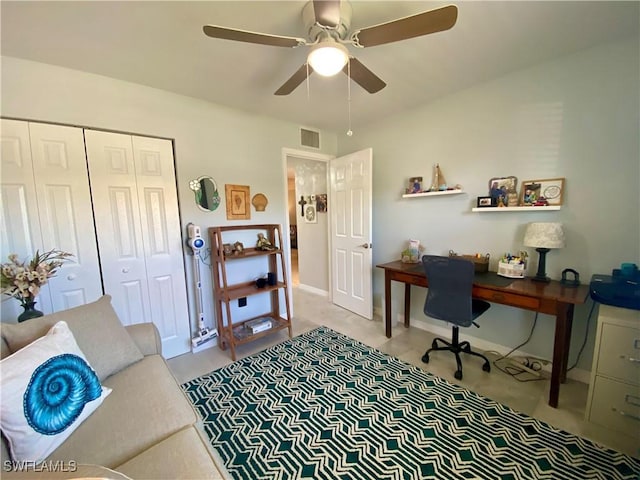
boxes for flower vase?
[18,301,44,323]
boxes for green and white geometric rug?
[182,327,640,480]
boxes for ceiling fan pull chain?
[346,58,353,137]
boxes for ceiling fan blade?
[313,0,341,28]
[351,5,458,48]
[274,64,312,95]
[203,25,306,48]
[343,58,386,94]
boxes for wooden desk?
[377,260,590,408]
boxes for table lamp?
[523,222,565,282]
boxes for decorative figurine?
[256,233,277,251]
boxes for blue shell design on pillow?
[23,353,102,435]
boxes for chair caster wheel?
[454,370,463,380]
[482,362,491,372]
[422,354,430,364]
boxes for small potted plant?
[1,249,72,322]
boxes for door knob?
[122,268,130,273]
[66,274,76,281]
[361,243,372,249]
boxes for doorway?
[282,148,334,315]
[282,147,373,320]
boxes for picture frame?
[519,178,565,206]
[477,196,496,208]
[225,184,251,220]
[489,176,518,206]
[304,204,317,224]
[408,177,423,194]
[316,194,327,213]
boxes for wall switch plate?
[238,297,247,307]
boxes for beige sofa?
[1,295,223,480]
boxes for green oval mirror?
[189,176,220,212]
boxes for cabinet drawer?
[597,323,640,384]
[473,289,540,310]
[589,376,640,439]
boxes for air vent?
[300,128,320,149]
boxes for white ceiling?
[1,1,638,133]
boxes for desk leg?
[385,271,392,338]
[549,302,573,408]
[404,283,411,328]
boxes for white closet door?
[131,136,190,358]
[85,130,190,357]
[0,119,46,320]
[28,123,103,311]
[84,130,152,327]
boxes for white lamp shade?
[523,222,565,249]
[307,41,348,77]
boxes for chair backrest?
[422,255,475,327]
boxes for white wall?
[338,36,640,373]
[0,56,338,339]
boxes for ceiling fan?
[203,1,458,95]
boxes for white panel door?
[0,119,45,320]
[330,148,373,319]
[85,130,190,358]
[131,135,190,358]
[29,123,103,311]
[84,130,152,327]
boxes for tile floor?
[168,288,639,460]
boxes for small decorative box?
[498,261,526,278]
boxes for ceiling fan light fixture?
[307,40,349,77]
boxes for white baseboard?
[394,313,591,384]
[297,284,329,297]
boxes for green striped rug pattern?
[183,327,640,479]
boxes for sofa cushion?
[0,321,111,463]
[47,355,197,468]
[116,426,223,479]
[1,295,143,381]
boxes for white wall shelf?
[402,189,464,199]
[471,206,561,212]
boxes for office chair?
[421,255,491,380]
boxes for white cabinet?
[1,120,190,358]
[586,304,640,440]
[0,119,102,319]
[84,130,190,359]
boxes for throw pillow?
[1,295,143,380]
[0,321,111,462]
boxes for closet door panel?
[0,120,46,320]
[85,130,151,327]
[28,123,103,311]
[132,135,190,357]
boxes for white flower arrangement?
[1,249,72,306]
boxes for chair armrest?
[125,323,162,356]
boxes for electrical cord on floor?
[488,313,547,382]
[567,300,597,372]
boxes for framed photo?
[519,178,565,206]
[304,204,317,223]
[477,196,496,208]
[225,184,251,220]
[408,177,423,194]
[316,194,327,213]
[489,176,517,206]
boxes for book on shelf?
[245,317,272,334]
